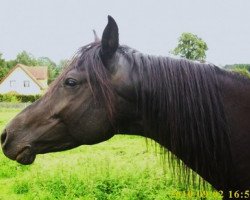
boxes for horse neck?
[218,72,250,190]
[129,55,233,189]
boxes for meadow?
[0,108,221,200]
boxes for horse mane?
[119,46,233,189]
[47,42,234,189]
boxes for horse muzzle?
[1,129,36,165]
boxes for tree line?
[1,33,249,83]
[172,32,250,78]
[0,51,68,83]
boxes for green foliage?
[0,53,6,66]
[16,94,42,102]
[5,59,16,69]
[0,53,9,81]
[0,67,9,82]
[0,93,19,103]
[224,64,250,72]
[0,93,41,103]
[231,67,250,78]
[0,51,64,83]
[37,57,61,84]
[224,63,250,78]
[172,33,208,61]
[15,51,38,66]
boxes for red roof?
[24,66,48,80]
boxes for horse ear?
[101,15,119,60]
[93,30,100,42]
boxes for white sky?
[0,0,249,66]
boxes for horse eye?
[64,78,78,87]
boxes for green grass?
[0,108,221,200]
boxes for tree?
[0,53,8,81]
[171,32,208,61]
[37,57,60,84]
[224,64,250,72]
[6,59,16,69]
[0,53,6,67]
[15,51,37,66]
[232,67,250,79]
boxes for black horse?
[1,16,250,199]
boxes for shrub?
[16,94,41,102]
[0,93,41,103]
[232,67,250,79]
[225,64,250,72]
[0,93,19,102]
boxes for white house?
[0,64,48,95]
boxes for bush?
[0,93,19,103]
[16,94,41,102]
[225,64,250,72]
[232,67,250,79]
[0,93,41,103]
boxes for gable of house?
[0,64,48,95]
[23,66,48,88]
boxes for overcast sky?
[0,0,249,66]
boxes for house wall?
[0,67,42,95]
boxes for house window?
[10,80,16,87]
[24,81,30,87]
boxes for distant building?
[0,64,48,95]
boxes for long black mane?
[52,42,233,189]
[119,46,233,189]
[122,47,232,189]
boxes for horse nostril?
[1,129,7,146]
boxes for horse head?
[1,16,140,165]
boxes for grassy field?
[0,108,221,200]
